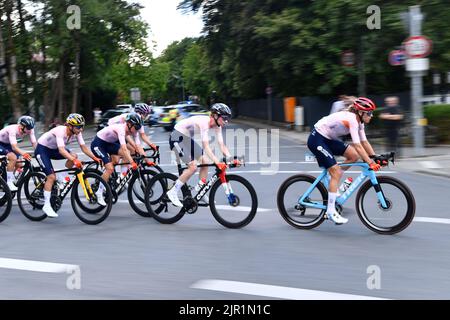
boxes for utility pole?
[408,5,425,155]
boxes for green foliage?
[424,104,450,143]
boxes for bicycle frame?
[298,162,388,210]
[53,168,93,202]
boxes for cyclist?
[307,97,381,225]
[166,103,240,207]
[35,113,101,218]
[108,104,157,152]
[91,113,146,205]
[0,116,37,191]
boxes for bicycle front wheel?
[17,172,47,221]
[128,169,157,217]
[356,176,416,235]
[277,174,327,229]
[144,172,186,224]
[71,172,113,225]
[0,177,12,223]
[209,174,258,228]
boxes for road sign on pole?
[130,88,141,102]
[389,50,406,66]
[341,50,355,67]
[404,35,432,59]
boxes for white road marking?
[414,217,450,225]
[214,205,271,212]
[0,257,78,273]
[191,279,388,300]
[421,161,442,169]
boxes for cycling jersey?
[108,113,145,135]
[314,111,367,144]
[0,124,37,145]
[92,123,140,164]
[174,115,224,144]
[38,125,85,149]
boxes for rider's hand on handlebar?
[131,161,138,171]
[150,143,158,151]
[73,159,83,169]
[232,159,241,167]
[216,162,228,172]
[93,156,102,165]
[22,153,32,161]
[146,160,156,167]
[369,162,381,171]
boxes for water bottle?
[339,177,353,194]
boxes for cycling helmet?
[134,103,152,116]
[18,116,35,130]
[353,97,376,112]
[66,113,85,127]
[210,103,232,117]
[126,112,144,130]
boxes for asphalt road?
[0,123,449,299]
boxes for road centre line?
[191,279,388,300]
[0,257,79,273]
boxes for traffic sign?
[265,86,273,95]
[403,36,432,58]
[389,50,406,66]
[341,50,355,67]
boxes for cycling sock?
[6,171,14,183]
[174,179,184,192]
[44,190,51,205]
[327,192,338,213]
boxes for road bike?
[17,161,113,225]
[277,152,416,234]
[144,156,258,228]
[84,147,162,217]
[0,156,12,223]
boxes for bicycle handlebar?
[370,152,395,166]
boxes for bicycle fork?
[219,171,236,205]
[77,172,93,201]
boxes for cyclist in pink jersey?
[307,97,381,224]
[108,104,157,153]
[0,116,37,191]
[92,113,146,205]
[35,113,101,218]
[166,103,240,207]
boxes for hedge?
[424,104,450,143]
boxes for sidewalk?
[233,116,450,179]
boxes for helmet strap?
[213,114,221,127]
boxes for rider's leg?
[167,160,198,207]
[6,152,18,190]
[326,164,348,224]
[198,155,208,183]
[341,145,359,172]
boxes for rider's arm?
[11,143,27,157]
[352,143,372,164]
[215,128,231,158]
[125,135,138,151]
[202,140,220,165]
[80,144,98,160]
[139,131,156,150]
[58,146,76,161]
[120,144,134,164]
[361,140,376,158]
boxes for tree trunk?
[71,32,80,113]
[57,59,65,122]
[5,0,22,119]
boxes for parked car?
[158,103,209,131]
[115,104,133,112]
[96,108,129,131]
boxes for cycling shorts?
[169,130,203,164]
[307,129,349,169]
[90,136,121,165]
[35,143,72,175]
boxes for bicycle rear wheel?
[0,177,12,223]
[144,172,186,224]
[356,176,415,235]
[128,169,157,217]
[71,172,113,225]
[277,174,327,229]
[17,172,47,221]
[209,174,258,228]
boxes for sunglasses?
[363,111,373,117]
[220,115,230,122]
[73,125,84,129]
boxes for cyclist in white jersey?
[0,116,37,191]
[166,103,240,207]
[307,97,381,224]
[91,113,145,204]
[35,113,101,218]
[108,103,157,152]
